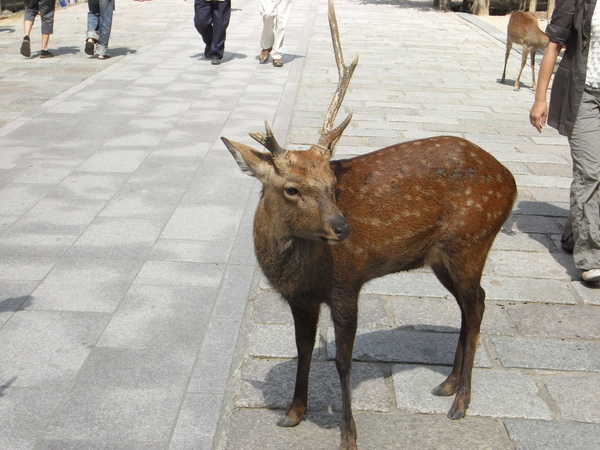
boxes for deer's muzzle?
[330,215,350,242]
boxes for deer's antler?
[317,0,359,151]
[249,120,287,158]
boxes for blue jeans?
[87,0,114,56]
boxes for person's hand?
[530,100,548,133]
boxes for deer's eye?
[284,187,300,197]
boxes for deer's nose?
[332,217,350,241]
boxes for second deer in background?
[501,11,549,91]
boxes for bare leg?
[24,20,34,37]
[41,34,50,51]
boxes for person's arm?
[530,41,563,133]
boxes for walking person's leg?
[21,0,38,57]
[567,88,600,282]
[86,0,101,55]
[96,0,115,58]
[38,0,55,56]
[209,0,231,62]
[259,0,276,62]
[270,0,292,64]
[194,0,215,59]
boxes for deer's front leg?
[331,298,358,450]
[277,302,320,428]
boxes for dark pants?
[23,0,55,35]
[194,0,231,60]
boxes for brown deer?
[501,11,549,91]
[222,1,517,448]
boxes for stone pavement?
[0,0,599,449]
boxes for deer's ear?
[221,137,275,179]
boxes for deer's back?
[508,12,548,49]
[330,136,516,280]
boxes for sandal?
[40,50,54,58]
[20,36,31,57]
[97,54,111,60]
[85,39,95,56]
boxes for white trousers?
[259,0,293,60]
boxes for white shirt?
[586,3,600,88]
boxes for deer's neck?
[253,203,329,299]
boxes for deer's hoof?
[431,384,454,397]
[447,407,466,420]
[277,415,301,427]
[339,440,358,450]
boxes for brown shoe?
[273,59,283,67]
[259,48,271,63]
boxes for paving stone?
[98,186,185,219]
[236,359,389,412]
[246,323,309,358]
[29,258,143,312]
[75,347,196,391]
[188,317,244,394]
[148,238,233,264]
[492,336,600,372]
[482,276,577,304]
[77,148,151,173]
[507,303,600,339]
[224,408,514,450]
[0,387,64,449]
[572,281,600,305]
[0,281,36,325]
[36,441,166,450]
[211,263,256,320]
[161,204,243,242]
[505,419,600,450]
[97,284,217,350]
[66,217,166,259]
[252,290,294,324]
[224,409,341,450]
[364,272,450,298]
[133,260,225,287]
[356,413,514,450]
[390,296,515,336]
[327,327,492,367]
[44,386,182,442]
[170,393,224,450]
[0,310,109,388]
[545,375,600,423]
[49,172,128,200]
[392,365,552,420]
[487,250,571,280]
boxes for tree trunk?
[528,0,538,12]
[471,0,489,15]
[433,0,452,12]
[547,0,556,19]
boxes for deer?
[222,1,517,448]
[501,11,549,91]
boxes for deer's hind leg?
[515,44,530,90]
[430,257,486,420]
[501,38,513,83]
[530,49,538,89]
[278,300,320,427]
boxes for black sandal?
[20,36,31,57]
[85,39,95,56]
